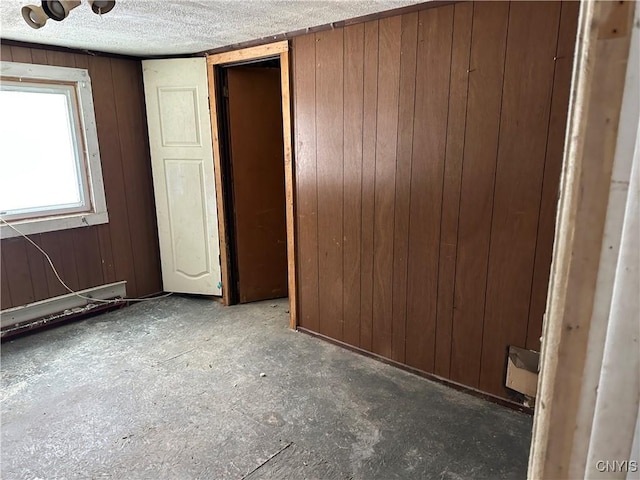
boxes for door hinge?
[222,85,229,98]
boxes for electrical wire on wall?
[0,218,172,305]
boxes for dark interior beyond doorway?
[218,58,288,304]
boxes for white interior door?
[142,58,221,295]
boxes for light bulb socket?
[21,5,48,29]
[41,1,81,22]
[88,0,116,15]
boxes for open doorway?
[214,57,288,305]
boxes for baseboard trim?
[0,281,127,330]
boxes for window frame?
[0,61,108,239]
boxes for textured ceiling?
[0,0,424,57]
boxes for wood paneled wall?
[0,44,162,309]
[292,1,578,399]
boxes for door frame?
[206,41,297,328]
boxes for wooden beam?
[280,49,298,329]
[206,64,232,306]
[529,1,636,478]
[207,41,288,66]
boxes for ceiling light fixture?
[21,1,116,29]
[88,0,115,15]
[41,1,80,21]
[21,5,49,29]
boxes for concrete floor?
[1,296,532,479]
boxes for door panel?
[142,58,222,295]
[227,66,287,303]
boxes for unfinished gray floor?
[1,296,532,479]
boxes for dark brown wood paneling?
[449,1,509,388]
[36,234,68,298]
[405,5,454,373]
[72,229,104,289]
[359,20,379,352]
[316,28,344,340]
[88,55,138,297]
[2,239,36,307]
[434,2,473,378]
[480,1,562,396]
[289,0,578,401]
[111,58,162,297]
[10,46,32,63]
[372,16,401,358]
[25,235,51,302]
[343,24,365,347]
[0,44,12,61]
[1,46,162,310]
[1,250,12,310]
[293,34,320,332]
[526,0,580,351]
[390,12,418,364]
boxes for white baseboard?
[0,281,127,329]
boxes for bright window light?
[0,82,89,219]
[0,62,108,239]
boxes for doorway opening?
[215,57,288,305]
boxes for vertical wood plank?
[372,16,402,358]
[10,46,32,63]
[316,28,344,340]
[111,58,162,297]
[480,1,562,396]
[37,234,68,298]
[1,239,35,306]
[391,12,418,364]
[45,50,76,67]
[435,2,473,378]
[72,228,105,289]
[74,53,118,287]
[359,20,379,351]
[29,49,47,64]
[0,44,12,61]
[526,1,580,351]
[405,6,454,373]
[1,249,12,310]
[450,2,509,387]
[88,55,138,297]
[343,24,365,347]
[25,235,51,302]
[293,34,320,332]
[280,50,298,328]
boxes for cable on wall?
[0,218,172,305]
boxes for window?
[0,62,107,239]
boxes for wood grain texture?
[526,0,580,351]
[1,46,162,309]
[434,2,473,378]
[316,28,344,340]
[292,34,320,332]
[111,58,162,298]
[0,44,12,61]
[449,1,509,388]
[280,49,298,329]
[390,12,418,363]
[343,24,365,347]
[405,5,454,373]
[2,239,36,307]
[284,0,577,400]
[88,55,138,297]
[359,20,379,351]
[480,1,562,396]
[372,16,401,358]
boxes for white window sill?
[1,211,109,239]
